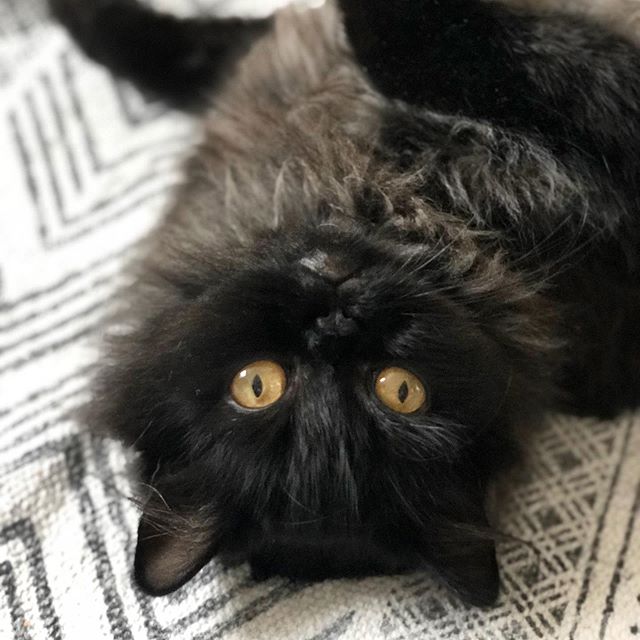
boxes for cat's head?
[94,173,558,607]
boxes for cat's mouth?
[248,532,415,582]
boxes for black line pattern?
[0,521,62,640]
[598,479,640,639]
[0,560,32,640]
[1,1,639,639]
[569,419,637,640]
[306,611,356,640]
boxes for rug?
[0,1,639,638]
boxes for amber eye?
[375,367,427,414]
[231,360,287,409]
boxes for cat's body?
[50,0,640,606]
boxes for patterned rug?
[0,1,639,638]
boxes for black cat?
[49,0,640,606]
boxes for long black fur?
[51,0,640,607]
[49,0,270,107]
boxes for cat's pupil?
[252,375,263,398]
[398,380,409,404]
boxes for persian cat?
[50,0,640,606]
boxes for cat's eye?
[231,360,287,409]
[375,367,427,414]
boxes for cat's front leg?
[342,0,640,277]
[340,0,640,199]
[49,0,270,108]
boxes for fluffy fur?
[50,0,640,607]
[504,0,640,41]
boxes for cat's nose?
[315,309,358,338]
[299,251,356,286]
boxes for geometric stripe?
[0,364,90,424]
[0,560,32,640]
[79,490,135,640]
[0,520,62,640]
[0,313,102,375]
[5,43,195,248]
[0,244,131,314]
[598,479,640,638]
[305,611,357,640]
[568,419,636,639]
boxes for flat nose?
[299,251,356,286]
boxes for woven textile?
[0,1,639,638]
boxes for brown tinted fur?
[500,0,640,40]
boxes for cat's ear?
[134,496,219,596]
[424,516,501,607]
[430,532,500,607]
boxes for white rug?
[0,1,639,638]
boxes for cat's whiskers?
[281,485,320,516]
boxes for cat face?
[97,214,538,606]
